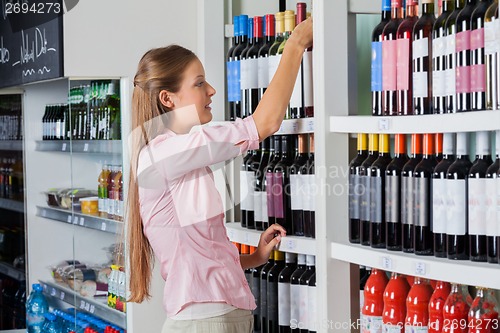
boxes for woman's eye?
[196,81,204,87]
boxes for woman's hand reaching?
[239,223,287,269]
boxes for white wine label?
[290,174,303,210]
[268,55,281,83]
[433,35,446,58]
[298,284,309,330]
[361,314,383,333]
[432,178,447,233]
[303,51,314,107]
[446,179,467,235]
[278,282,291,326]
[290,62,303,108]
[240,170,250,210]
[307,284,317,331]
[370,176,383,223]
[414,177,430,227]
[485,177,498,236]
[254,190,262,222]
[261,192,269,223]
[413,37,429,60]
[484,22,496,55]
[432,70,446,97]
[290,284,301,324]
[246,57,259,89]
[257,56,270,88]
[413,71,428,98]
[468,178,488,235]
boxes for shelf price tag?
[41,209,46,217]
[73,216,78,224]
[101,222,107,231]
[283,238,296,251]
[79,217,85,226]
[415,262,426,276]
[62,143,67,151]
[50,288,57,297]
[89,304,95,314]
[60,291,65,300]
[83,143,89,152]
[378,118,390,131]
[67,215,72,223]
[382,257,393,270]
[306,119,314,132]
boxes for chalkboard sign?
[0,0,64,88]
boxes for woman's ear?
[159,90,174,108]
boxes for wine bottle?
[369,134,392,248]
[289,3,307,119]
[447,132,472,260]
[471,0,493,111]
[244,16,264,119]
[360,134,379,246]
[261,252,275,333]
[240,17,254,119]
[227,15,240,121]
[247,143,264,229]
[349,133,369,244]
[256,138,272,231]
[444,0,466,113]
[266,136,282,228]
[455,0,478,112]
[268,12,285,90]
[258,14,276,102]
[432,133,456,258]
[385,134,409,251]
[251,249,264,332]
[396,0,419,115]
[231,15,249,119]
[414,133,438,255]
[274,135,296,234]
[278,252,297,333]
[413,0,436,115]
[304,11,314,119]
[383,0,405,116]
[372,0,392,116]
[298,255,315,333]
[402,134,423,253]
[485,0,499,110]
[306,272,316,333]
[268,251,286,333]
[485,130,499,263]
[240,147,255,228]
[433,0,454,114]
[303,134,315,238]
[290,134,310,236]
[278,10,295,119]
[290,254,307,333]
[435,133,444,162]
[468,131,493,262]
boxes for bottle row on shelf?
[361,267,499,333]
[240,134,315,238]
[0,275,25,330]
[42,80,121,141]
[0,94,22,141]
[371,0,500,116]
[97,164,123,222]
[226,2,314,121]
[0,156,23,202]
[235,243,316,333]
[349,130,500,264]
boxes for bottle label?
[247,57,259,89]
[268,281,278,324]
[306,174,315,211]
[413,37,429,59]
[268,54,281,83]
[383,323,404,333]
[307,284,317,330]
[385,175,400,223]
[273,172,285,219]
[413,71,428,98]
[414,177,430,227]
[240,58,249,90]
[290,284,300,324]
[290,62,303,108]
[470,28,484,51]
[468,178,487,235]
[246,171,255,211]
[240,170,250,210]
[290,174,303,210]
[234,60,242,102]
[456,30,471,53]
[433,36,446,98]
[484,22,495,56]
[396,38,410,91]
[227,61,235,102]
[404,325,428,333]
[360,174,371,221]
[278,282,291,326]
[258,56,270,89]
[382,40,398,91]
[349,173,361,220]
[432,69,445,98]
[370,176,383,223]
[261,191,269,223]
[456,30,471,94]
[445,34,457,97]
[456,66,472,94]
[299,284,309,329]
[402,176,413,225]
[26,313,45,327]
[361,314,383,333]
[254,189,262,222]
[266,172,275,218]
[471,64,486,93]
[432,178,447,233]
[371,41,383,92]
[303,50,314,108]
[446,179,467,235]
[485,177,497,236]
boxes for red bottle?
[429,280,451,333]
[405,276,433,331]
[361,268,389,333]
[442,283,473,333]
[382,272,410,333]
[468,287,499,333]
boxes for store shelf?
[225,222,317,256]
[349,0,379,14]
[275,118,315,135]
[36,206,122,234]
[0,262,25,281]
[331,242,500,289]
[0,198,24,213]
[330,110,500,134]
[35,140,122,154]
[40,280,126,328]
[0,140,23,151]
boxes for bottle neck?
[406,1,419,17]
[422,2,436,14]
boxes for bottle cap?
[241,244,250,255]
[379,134,390,154]
[368,134,379,152]
[275,12,285,34]
[394,134,406,154]
[239,15,248,36]
[274,250,285,261]
[265,14,275,37]
[284,10,295,32]
[357,133,368,151]
[435,133,443,154]
[411,134,422,154]
[296,3,307,24]
[423,133,435,156]
[297,253,306,265]
[285,252,297,263]
[298,134,308,154]
[306,255,315,266]
[254,16,263,38]
[475,131,490,156]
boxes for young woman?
[127,16,313,333]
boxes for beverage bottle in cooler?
[108,265,120,309]
[98,164,110,218]
[404,277,433,332]
[428,280,451,333]
[106,81,121,140]
[361,268,388,333]
[107,165,118,220]
[113,166,123,222]
[26,283,48,333]
[116,266,126,313]
[442,283,472,333]
[42,313,60,333]
[382,272,410,333]
[468,287,499,333]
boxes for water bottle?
[43,313,60,333]
[26,283,48,333]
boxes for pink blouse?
[137,116,260,317]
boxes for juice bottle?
[112,166,123,221]
[405,276,433,332]
[361,268,388,333]
[382,272,410,333]
[106,165,117,219]
[442,283,472,333]
[467,287,499,333]
[98,164,110,218]
[429,280,451,333]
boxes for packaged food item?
[80,196,99,215]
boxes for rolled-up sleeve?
[138,116,260,181]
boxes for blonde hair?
[127,45,197,303]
